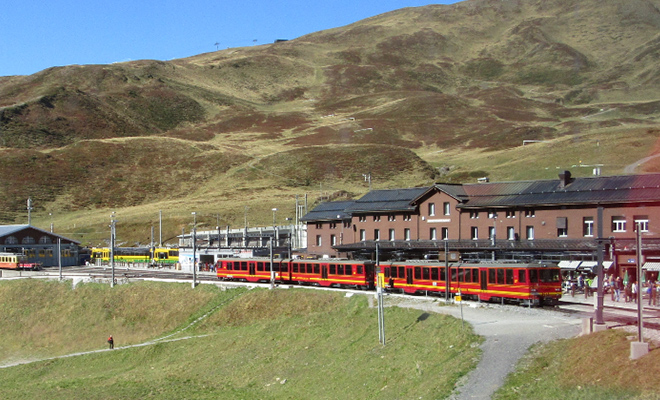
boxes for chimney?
[558,170,572,188]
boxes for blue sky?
[0,0,459,77]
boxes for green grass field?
[0,280,482,399]
[494,329,660,400]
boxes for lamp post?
[49,213,53,233]
[272,208,278,227]
[192,212,197,288]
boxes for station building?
[0,224,81,267]
[302,171,660,282]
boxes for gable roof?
[344,187,431,213]
[300,201,356,222]
[0,224,81,244]
[459,173,660,208]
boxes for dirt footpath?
[390,298,582,400]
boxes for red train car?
[382,261,562,306]
[217,258,376,290]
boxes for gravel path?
[390,298,583,400]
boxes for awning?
[578,261,598,272]
[642,262,660,271]
[559,260,581,269]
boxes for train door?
[480,269,488,291]
[322,264,328,280]
[249,262,255,276]
[406,267,413,285]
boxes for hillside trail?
[0,288,245,370]
[388,297,582,400]
[623,153,660,174]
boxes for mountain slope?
[0,0,659,244]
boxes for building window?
[429,203,436,216]
[583,217,594,237]
[442,227,449,240]
[489,226,495,240]
[612,217,626,233]
[5,236,18,244]
[39,236,53,244]
[403,214,412,222]
[358,216,366,223]
[360,229,366,241]
[488,210,497,219]
[443,202,450,215]
[373,215,381,222]
[389,229,395,241]
[343,221,351,228]
[404,228,411,241]
[316,235,322,246]
[430,228,437,240]
[374,229,380,241]
[557,217,568,237]
[331,235,337,246]
[471,227,478,240]
[506,210,515,219]
[634,216,649,232]
[21,236,36,244]
[525,209,535,218]
[388,214,396,222]
[526,226,534,240]
[470,211,479,219]
[329,222,337,229]
[507,226,515,240]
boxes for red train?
[216,258,562,306]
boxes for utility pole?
[159,210,162,247]
[376,242,385,345]
[110,212,117,288]
[192,212,197,288]
[27,198,33,225]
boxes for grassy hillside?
[1,0,660,244]
[0,280,483,399]
[494,329,660,399]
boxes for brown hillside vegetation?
[0,0,659,244]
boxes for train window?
[307,264,314,273]
[488,269,496,284]
[464,269,472,283]
[398,266,405,278]
[540,269,559,282]
[384,267,390,277]
[422,267,429,280]
[472,269,479,283]
[529,269,539,283]
[431,267,438,281]
[506,269,514,284]
[329,264,336,274]
[314,264,320,274]
[440,267,446,281]
[338,264,345,275]
[346,265,353,275]
[458,268,464,282]
[518,270,526,283]
[293,263,299,273]
[497,269,504,284]
[414,267,421,280]
[452,268,458,282]
[241,262,248,271]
